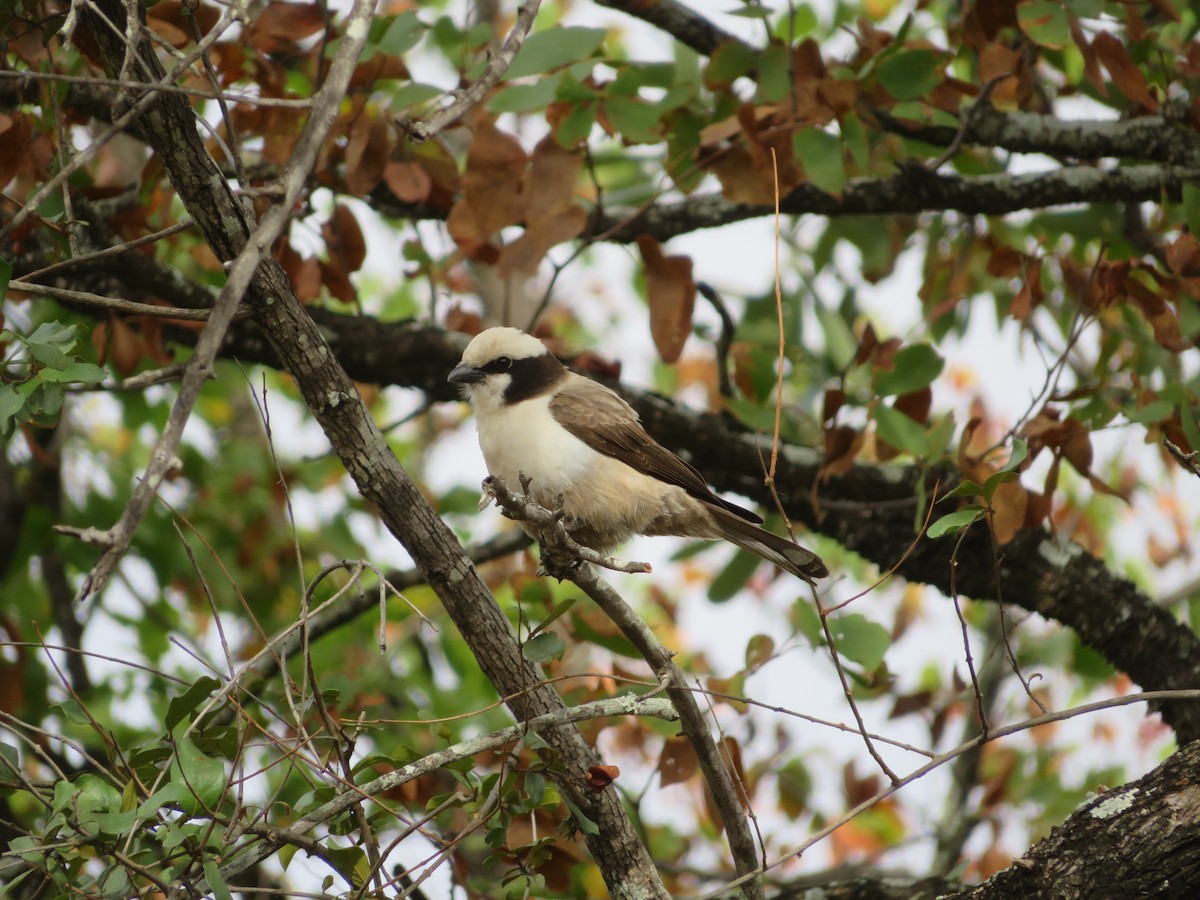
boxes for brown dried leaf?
[822,425,864,476]
[657,735,699,787]
[1092,31,1157,109]
[496,207,587,276]
[383,161,433,204]
[893,387,932,425]
[989,478,1028,545]
[496,138,586,276]
[323,204,367,273]
[637,235,695,363]
[110,317,143,377]
[1068,16,1106,96]
[585,765,620,793]
[446,119,528,251]
[247,1,326,55]
[822,387,847,423]
[343,111,389,196]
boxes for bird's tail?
[711,507,829,583]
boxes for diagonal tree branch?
[595,0,755,57]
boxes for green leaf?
[1018,0,1070,49]
[505,27,606,80]
[729,4,773,19]
[829,613,890,671]
[560,791,600,835]
[874,405,928,457]
[709,547,762,601]
[204,859,233,900]
[1184,184,1200,237]
[489,73,562,113]
[171,727,226,816]
[873,343,944,396]
[27,341,72,369]
[1126,399,1175,425]
[603,95,663,143]
[536,596,577,633]
[942,479,985,500]
[0,385,25,427]
[26,321,78,346]
[522,631,565,663]
[791,597,823,647]
[756,43,791,101]
[875,49,943,101]
[165,675,222,731]
[704,40,757,88]
[927,506,984,538]
[793,128,846,193]
[40,362,106,384]
[377,10,425,55]
[0,257,10,296]
[552,100,596,147]
[389,82,445,112]
[815,302,857,369]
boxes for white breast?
[474,395,599,501]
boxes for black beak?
[448,363,484,385]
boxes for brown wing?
[550,376,763,524]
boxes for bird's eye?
[495,357,512,370]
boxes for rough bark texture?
[951,738,1200,899]
[79,3,668,896]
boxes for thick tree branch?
[875,103,1200,167]
[594,0,754,57]
[949,738,1200,899]
[584,164,1200,244]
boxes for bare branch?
[400,0,542,141]
[10,279,225,321]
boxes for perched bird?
[448,327,828,583]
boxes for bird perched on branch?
[448,327,828,583]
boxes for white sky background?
[27,0,1197,894]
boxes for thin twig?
[400,0,543,141]
[66,0,379,601]
[0,68,317,107]
[9,279,225,321]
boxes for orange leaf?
[110,317,143,377]
[446,119,528,253]
[323,204,367,273]
[1092,32,1157,109]
[989,478,1028,545]
[383,161,433,204]
[657,735,699,787]
[585,765,620,792]
[637,235,695,363]
[822,425,864,477]
[343,111,389,196]
[496,138,586,276]
[246,1,326,55]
